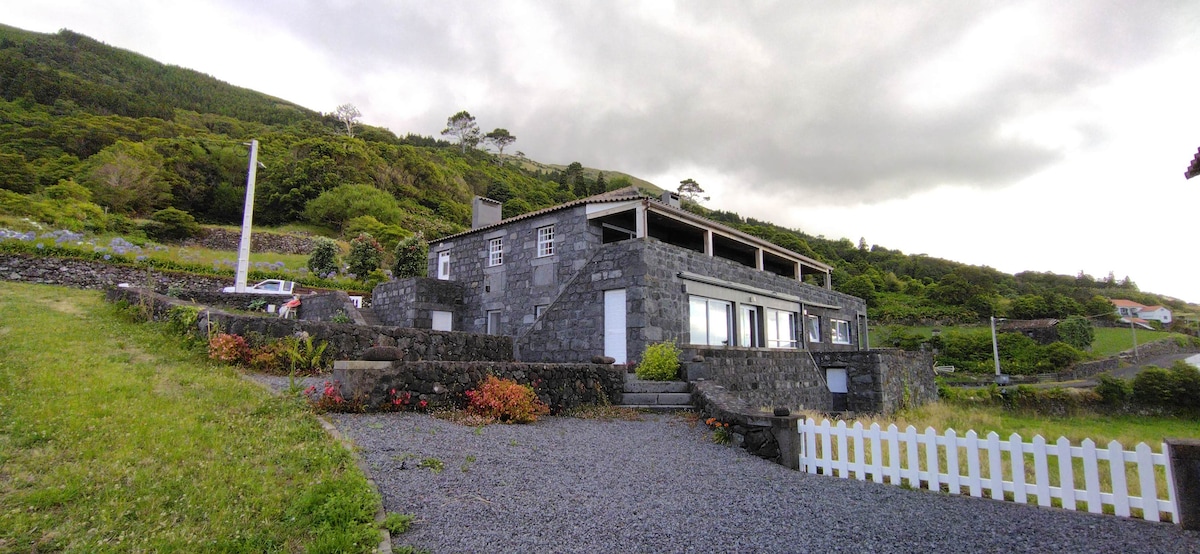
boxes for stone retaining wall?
[105,286,513,362]
[2,253,231,292]
[1062,338,1200,381]
[813,350,937,414]
[333,360,624,414]
[183,227,318,255]
[682,347,833,412]
[691,380,802,469]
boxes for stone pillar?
[771,416,802,470]
[1167,439,1200,530]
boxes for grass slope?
[0,282,378,552]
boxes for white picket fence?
[798,418,1179,524]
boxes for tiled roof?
[998,318,1059,330]
[432,186,648,242]
[1109,299,1145,308]
[1142,305,1165,312]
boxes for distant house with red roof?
[1109,298,1172,326]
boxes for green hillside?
[0,24,1195,330]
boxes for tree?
[307,237,341,278]
[333,103,362,137]
[678,178,708,203]
[347,232,384,278]
[592,172,607,195]
[485,180,513,203]
[145,207,200,242]
[483,128,516,159]
[441,111,481,153]
[392,232,428,278]
[303,183,403,230]
[838,274,878,306]
[1057,315,1095,350]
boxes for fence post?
[772,416,802,470]
[1166,439,1200,530]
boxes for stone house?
[371,187,935,413]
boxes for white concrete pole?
[234,139,259,292]
[991,315,1002,377]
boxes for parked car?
[222,279,297,296]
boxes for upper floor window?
[437,251,450,280]
[537,225,555,257]
[807,314,821,343]
[488,238,503,267]
[831,319,851,345]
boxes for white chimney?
[661,191,681,208]
[472,196,502,228]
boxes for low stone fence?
[182,227,318,255]
[2,253,231,292]
[813,350,937,414]
[105,286,513,362]
[333,360,625,414]
[682,347,832,412]
[691,380,802,469]
[1061,338,1200,381]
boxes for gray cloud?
[219,0,1195,203]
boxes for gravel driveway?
[328,412,1200,553]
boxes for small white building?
[1110,299,1172,325]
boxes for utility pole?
[234,139,259,292]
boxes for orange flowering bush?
[464,375,550,424]
[705,417,733,445]
[208,333,250,365]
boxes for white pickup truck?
[222,279,297,296]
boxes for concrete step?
[623,380,689,394]
[619,392,693,406]
[619,405,695,413]
[357,306,383,326]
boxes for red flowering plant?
[305,380,355,413]
[464,375,550,424]
[208,333,250,365]
[705,417,733,445]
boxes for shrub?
[145,207,200,242]
[1095,374,1132,406]
[635,342,681,381]
[346,233,384,278]
[308,237,341,277]
[1168,360,1200,410]
[1057,315,1095,350]
[392,232,428,278]
[464,375,550,424]
[208,333,250,365]
[1044,342,1083,370]
[1132,366,1176,406]
[247,340,291,374]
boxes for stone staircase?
[356,306,383,326]
[619,372,693,411]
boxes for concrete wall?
[105,286,513,362]
[813,350,936,414]
[333,359,624,414]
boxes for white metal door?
[826,368,848,393]
[604,289,627,364]
[431,310,452,331]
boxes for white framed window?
[807,314,821,343]
[537,225,555,257]
[831,319,851,345]
[488,238,503,267]
[437,251,450,280]
[535,304,548,318]
[486,310,502,335]
[689,296,732,346]
[766,309,797,348]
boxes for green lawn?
[1091,326,1182,357]
[0,282,380,552]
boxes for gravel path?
[328,412,1200,554]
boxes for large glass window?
[488,238,503,266]
[537,225,555,257]
[807,314,821,343]
[689,296,732,346]
[766,309,797,348]
[831,319,851,345]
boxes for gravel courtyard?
[328,412,1200,553]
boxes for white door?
[437,251,450,280]
[826,368,848,393]
[431,310,452,331]
[604,289,627,364]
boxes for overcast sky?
[8,1,1200,303]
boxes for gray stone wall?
[372,277,465,329]
[813,350,936,414]
[683,348,834,412]
[105,287,514,362]
[426,205,601,338]
[1061,338,1200,381]
[516,237,868,364]
[691,380,804,469]
[298,291,363,324]
[333,359,624,413]
[2,253,231,292]
[182,227,318,255]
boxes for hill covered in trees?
[0,25,1192,328]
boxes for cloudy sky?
[9,1,1200,303]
